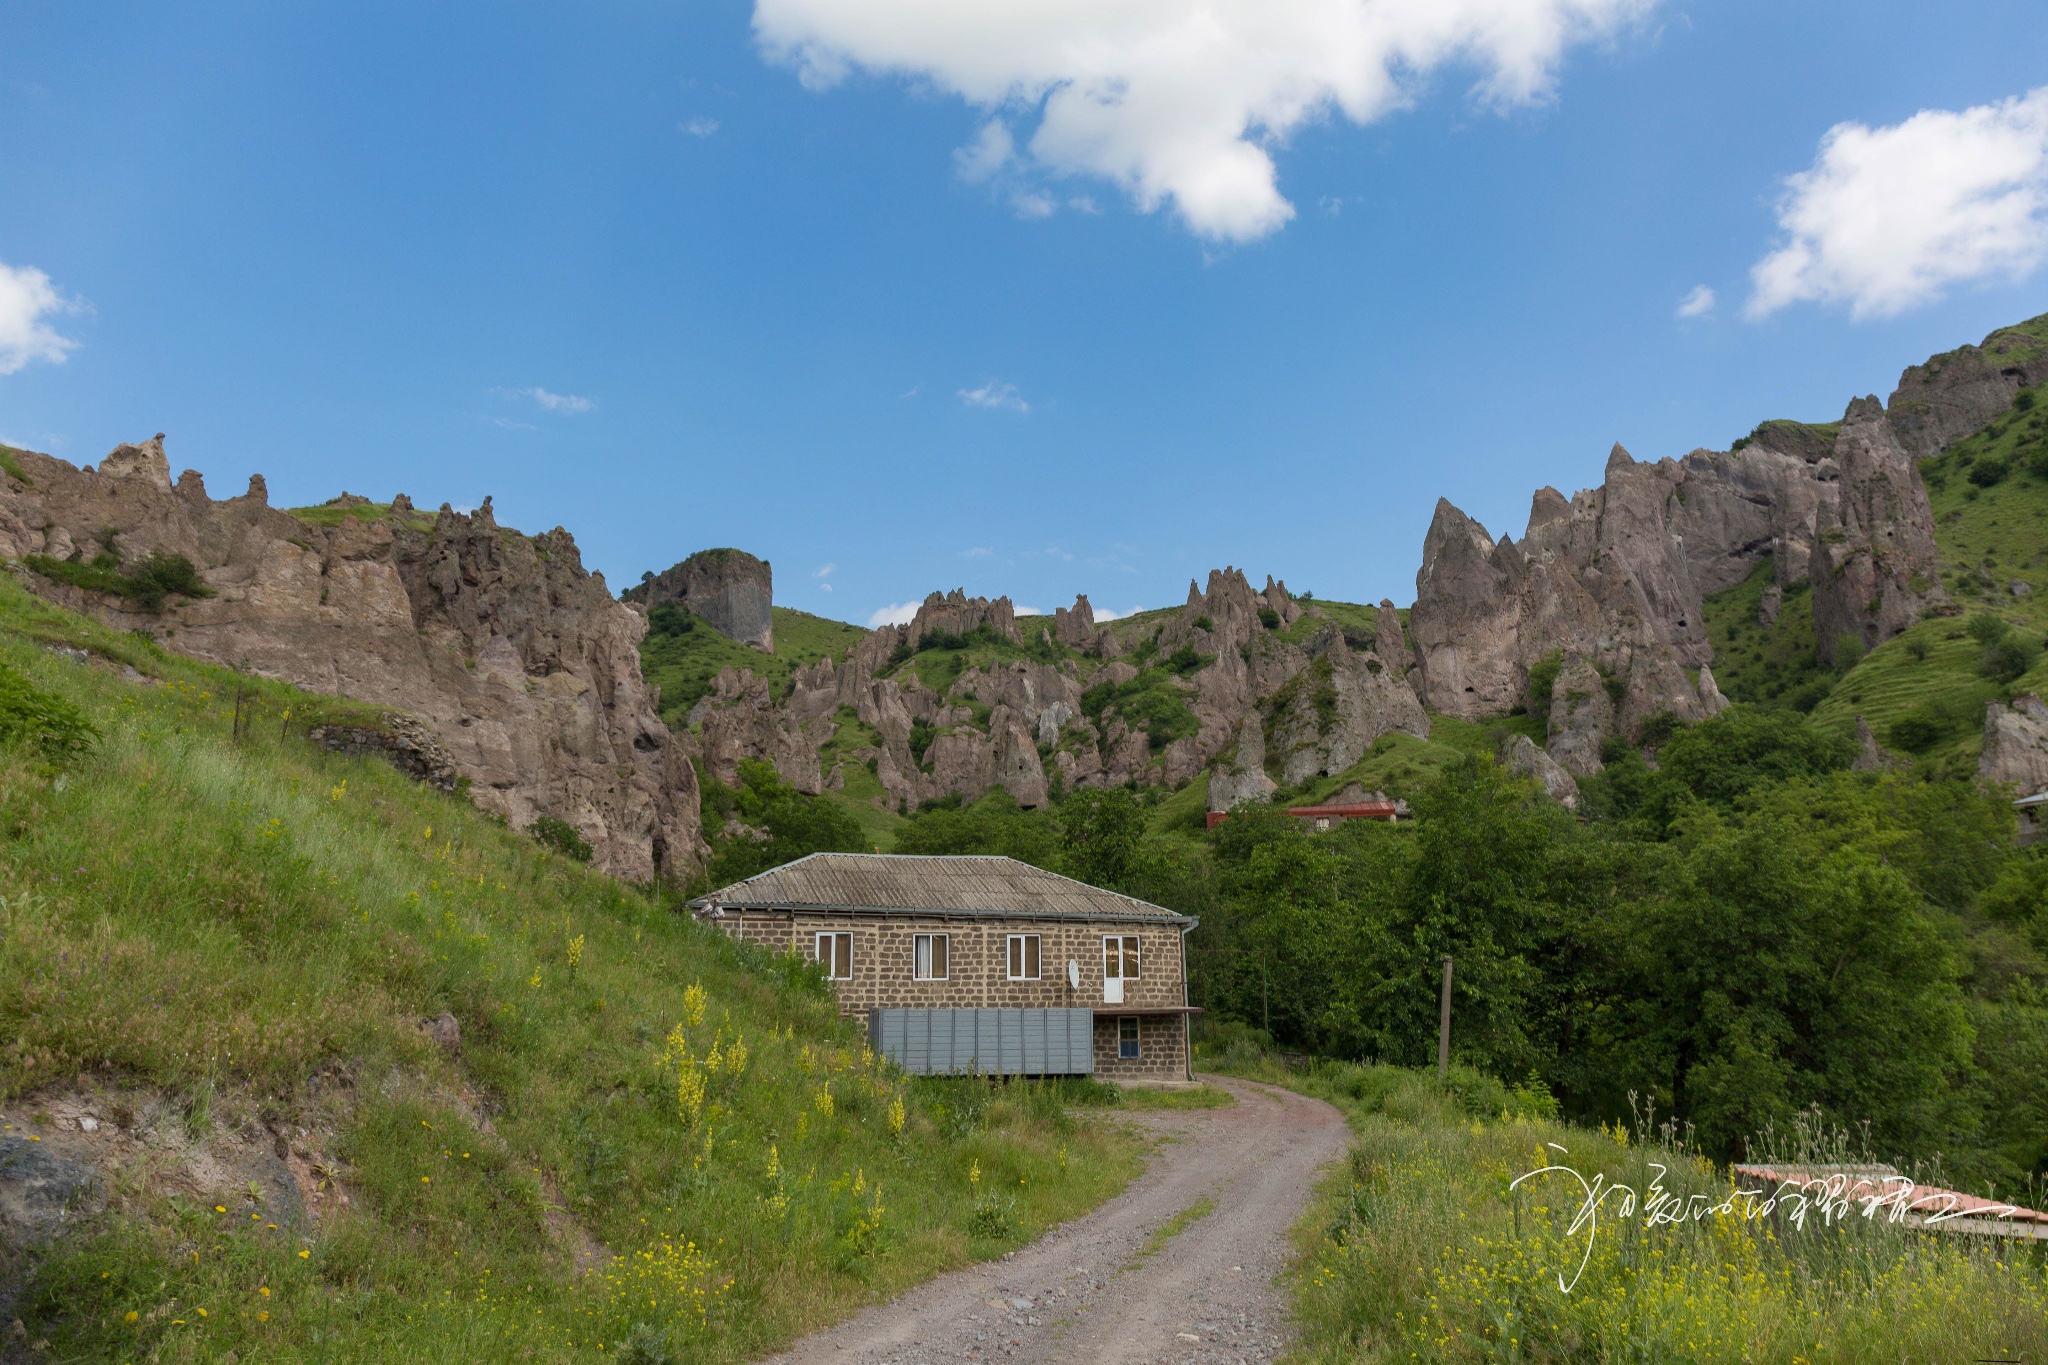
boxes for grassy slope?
[1705,387,2048,773]
[640,605,868,726]
[0,573,1139,1361]
[1210,1056,2047,1365]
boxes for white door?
[1102,936,1124,1003]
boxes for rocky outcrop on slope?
[0,436,704,882]
[1809,397,1944,664]
[1544,654,1614,777]
[625,548,774,651]
[1266,627,1430,787]
[1053,594,1097,648]
[1500,733,1580,809]
[1979,695,2048,795]
[903,589,1020,648]
[1887,320,2048,461]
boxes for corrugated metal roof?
[689,852,1188,922]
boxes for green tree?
[1059,787,1147,891]
[700,760,866,888]
[893,789,1062,867]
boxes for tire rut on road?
[759,1075,1350,1365]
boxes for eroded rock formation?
[626,548,774,651]
[0,436,704,882]
[1979,695,2048,796]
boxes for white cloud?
[1091,604,1148,621]
[497,386,596,414]
[528,386,595,413]
[955,120,1014,181]
[683,116,721,137]
[959,380,1028,413]
[489,416,537,431]
[868,601,922,627]
[1676,284,1716,318]
[813,564,837,592]
[1014,605,1047,616]
[1011,190,1057,219]
[754,0,1654,242]
[0,261,80,375]
[962,546,993,557]
[1748,87,2048,321]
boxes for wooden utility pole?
[1437,955,1454,1081]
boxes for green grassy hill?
[1705,382,2048,776]
[0,574,1137,1362]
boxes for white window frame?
[1118,1015,1140,1060]
[1006,933,1041,981]
[913,932,949,981]
[815,931,852,980]
[1102,935,1140,981]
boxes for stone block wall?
[705,909,1191,1081]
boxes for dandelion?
[124,1311,138,1323]
[298,1249,310,1259]
[259,1286,271,1298]
[683,981,706,1028]
[259,1310,269,1322]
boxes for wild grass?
[640,604,867,724]
[0,573,1143,1361]
[1209,1056,2048,1365]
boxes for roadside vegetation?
[1204,1052,2047,1364]
[0,571,1141,1362]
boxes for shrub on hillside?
[23,548,215,614]
[0,664,97,763]
[530,815,593,862]
[1969,455,2010,487]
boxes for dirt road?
[761,1075,1351,1365]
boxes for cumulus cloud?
[682,116,721,137]
[1676,284,1716,318]
[868,601,922,627]
[1091,604,1147,621]
[813,563,837,593]
[959,380,1028,413]
[528,386,595,413]
[753,0,1653,242]
[0,261,80,375]
[1013,605,1047,616]
[954,120,1013,181]
[1748,87,2048,321]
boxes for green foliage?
[0,444,31,485]
[1524,649,1562,717]
[1060,787,1148,890]
[893,788,1061,867]
[1080,664,1200,753]
[529,814,593,862]
[698,759,867,889]
[23,547,217,614]
[1969,454,2011,487]
[1257,607,1280,630]
[0,663,98,762]
[639,604,866,723]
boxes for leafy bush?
[1525,649,1563,716]
[1969,455,2011,487]
[0,665,98,762]
[23,548,216,614]
[1982,634,2042,683]
[530,815,593,862]
[698,759,866,887]
[1968,613,2012,645]
[1257,607,1280,630]
[1888,709,1948,754]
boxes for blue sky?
[1,1,2045,625]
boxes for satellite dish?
[1067,959,1081,990]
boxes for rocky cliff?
[0,437,704,882]
[1401,317,2035,768]
[626,547,774,651]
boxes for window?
[1006,934,1040,980]
[1102,935,1140,981]
[1118,1015,1140,1060]
[815,931,852,980]
[913,932,949,980]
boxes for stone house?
[690,852,1197,1085]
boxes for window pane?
[1008,935,1021,978]
[1123,936,1140,978]
[914,934,930,979]
[1024,935,1039,979]
[835,934,851,979]
[933,934,948,978]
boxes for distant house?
[690,853,1197,1084]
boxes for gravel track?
[760,1075,1350,1365]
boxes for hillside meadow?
[0,571,1142,1362]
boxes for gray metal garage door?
[867,1008,1095,1076]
